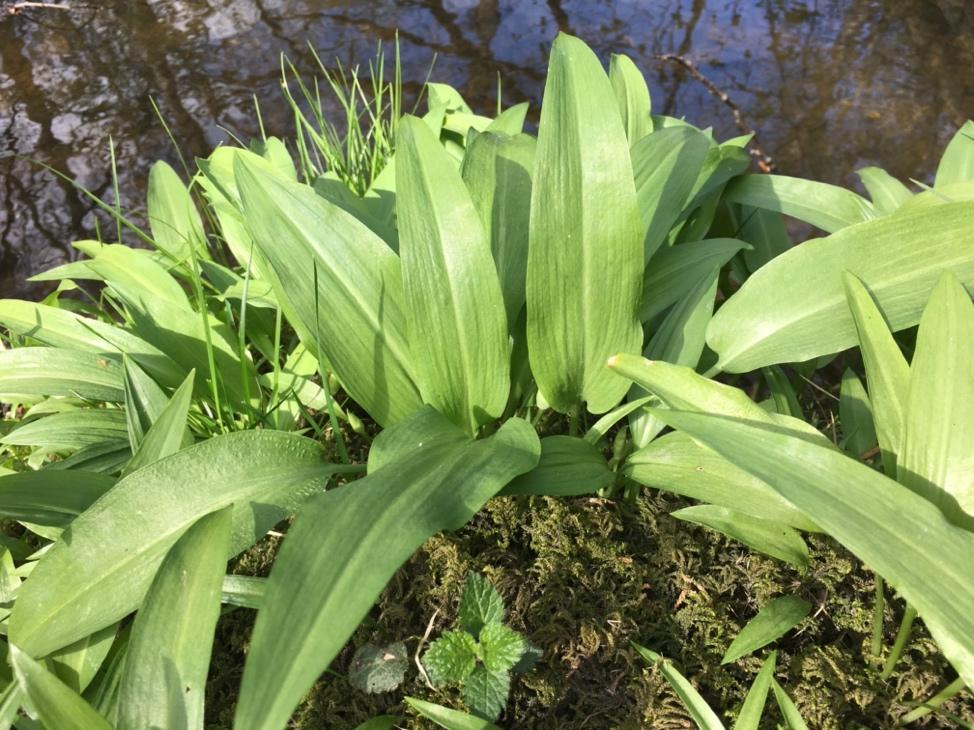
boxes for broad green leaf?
[480,624,526,673]
[405,697,502,730]
[762,366,802,419]
[147,161,206,262]
[722,174,876,232]
[234,154,423,426]
[843,272,910,469]
[397,116,511,433]
[0,471,114,526]
[234,413,539,730]
[463,666,509,721]
[424,630,479,687]
[118,507,231,730]
[625,432,818,531]
[856,167,912,215]
[732,652,776,730]
[2,409,128,449]
[0,348,123,402]
[652,410,974,689]
[632,126,713,260]
[640,238,747,323]
[348,642,408,694]
[671,505,809,567]
[366,405,467,474]
[122,369,194,475]
[526,33,643,414]
[771,679,809,730]
[838,368,877,459]
[935,120,974,188]
[738,207,790,273]
[49,623,118,694]
[0,299,183,387]
[500,435,614,497]
[632,642,725,730]
[9,644,113,730]
[899,271,974,517]
[609,53,652,146]
[0,683,20,728]
[461,131,535,329]
[706,202,974,372]
[487,102,529,135]
[721,596,811,664]
[221,574,265,610]
[122,355,171,452]
[10,430,347,657]
[81,624,132,726]
[458,572,506,637]
[427,82,473,114]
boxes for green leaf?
[856,167,912,215]
[10,430,344,658]
[405,697,502,730]
[500,435,614,497]
[122,356,171,452]
[221,574,266,610]
[706,202,974,372]
[459,572,506,637]
[935,120,974,188]
[738,207,790,273]
[632,126,713,261]
[770,679,809,730]
[480,624,527,674]
[0,470,114,526]
[838,368,877,459]
[632,642,725,730]
[423,631,479,687]
[722,174,876,232]
[461,131,535,329]
[348,642,409,695]
[147,160,206,262]
[48,624,119,695]
[761,366,802,419]
[671,505,809,567]
[122,369,194,475]
[81,624,132,726]
[732,652,776,730]
[1,409,127,450]
[609,53,652,146]
[650,409,974,689]
[463,666,510,721]
[722,596,811,664]
[397,115,511,433]
[353,717,400,730]
[0,348,123,402]
[234,152,423,426]
[526,33,643,414]
[117,507,231,730]
[233,413,539,730]
[843,272,910,470]
[9,644,113,730]
[899,270,974,517]
[640,238,747,323]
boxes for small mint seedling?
[421,573,539,721]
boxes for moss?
[205,490,973,729]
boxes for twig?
[414,608,440,690]
[654,53,775,172]
[4,2,72,14]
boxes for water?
[1,0,972,298]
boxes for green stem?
[899,677,966,725]
[881,604,917,679]
[870,575,886,665]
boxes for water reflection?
[1,0,972,297]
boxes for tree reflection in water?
[0,0,971,297]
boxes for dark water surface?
[1,0,972,297]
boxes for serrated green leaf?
[397,115,511,434]
[459,573,506,637]
[526,33,643,414]
[9,644,113,730]
[480,624,527,674]
[234,413,539,730]
[349,642,408,694]
[10,430,345,658]
[722,596,811,664]
[671,505,809,567]
[117,506,231,730]
[706,202,974,373]
[463,666,510,721]
[405,697,502,730]
[424,631,479,687]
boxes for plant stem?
[870,575,886,665]
[881,604,917,680]
[898,677,966,725]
